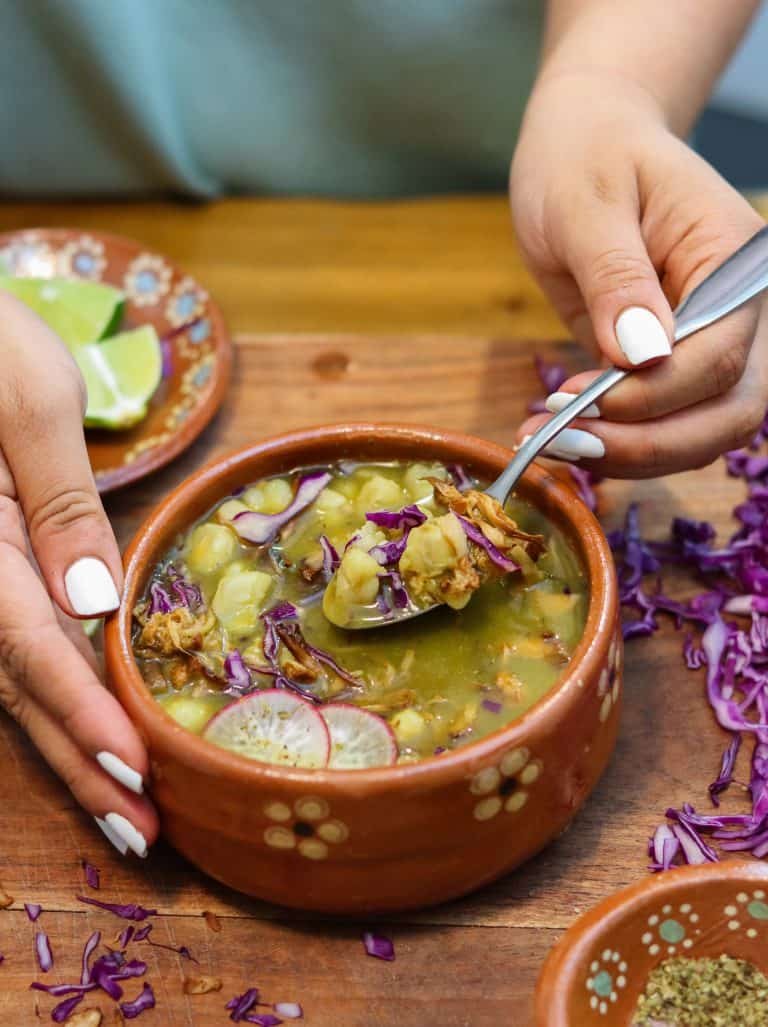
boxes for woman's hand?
[0,290,158,856]
[511,70,768,477]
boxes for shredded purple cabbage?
[228,987,260,1021]
[35,931,53,973]
[120,982,156,1019]
[611,409,768,869]
[145,938,197,961]
[481,699,502,714]
[81,930,101,985]
[148,566,202,616]
[233,471,332,544]
[52,993,85,1022]
[447,463,474,492]
[319,535,340,579]
[246,1015,283,1026]
[259,602,359,699]
[76,895,157,921]
[25,903,42,922]
[457,515,519,574]
[148,581,173,616]
[377,570,411,612]
[167,565,203,609]
[362,931,395,961]
[82,861,100,891]
[30,982,96,998]
[647,823,680,872]
[709,734,741,806]
[225,649,252,694]
[366,504,427,532]
[132,925,152,943]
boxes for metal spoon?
[340,224,768,629]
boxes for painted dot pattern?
[263,796,349,860]
[469,747,542,821]
[641,905,701,958]
[584,948,627,1014]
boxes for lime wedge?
[0,275,124,349]
[76,325,162,430]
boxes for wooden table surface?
[0,194,767,1027]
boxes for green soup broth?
[132,460,588,764]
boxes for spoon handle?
[486,223,768,504]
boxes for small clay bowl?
[104,424,621,913]
[535,860,768,1025]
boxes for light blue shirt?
[0,1,543,198]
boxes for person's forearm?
[540,0,761,136]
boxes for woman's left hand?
[510,70,768,477]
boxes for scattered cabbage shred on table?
[0,863,388,1022]
[533,354,768,870]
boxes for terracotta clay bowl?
[104,423,622,913]
[535,860,768,1025]
[0,227,231,493]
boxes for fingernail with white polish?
[545,392,601,418]
[64,557,120,616]
[104,812,148,858]
[97,752,144,795]
[95,815,128,856]
[615,307,672,365]
[544,428,605,461]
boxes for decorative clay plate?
[0,228,231,493]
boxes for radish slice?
[320,704,398,769]
[203,690,330,768]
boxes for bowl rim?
[105,422,618,797]
[534,859,768,1025]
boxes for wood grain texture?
[0,194,766,1026]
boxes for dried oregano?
[633,954,768,1026]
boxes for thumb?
[560,194,674,368]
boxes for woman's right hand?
[0,290,158,857]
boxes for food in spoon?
[132,460,587,768]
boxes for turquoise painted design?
[593,970,612,997]
[192,363,212,388]
[585,949,628,1015]
[175,291,197,318]
[74,252,95,273]
[189,317,210,343]
[659,919,685,943]
[136,269,158,293]
[747,900,768,920]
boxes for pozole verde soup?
[132,461,587,769]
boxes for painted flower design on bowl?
[586,947,628,1015]
[598,630,623,723]
[263,796,349,861]
[469,746,542,821]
